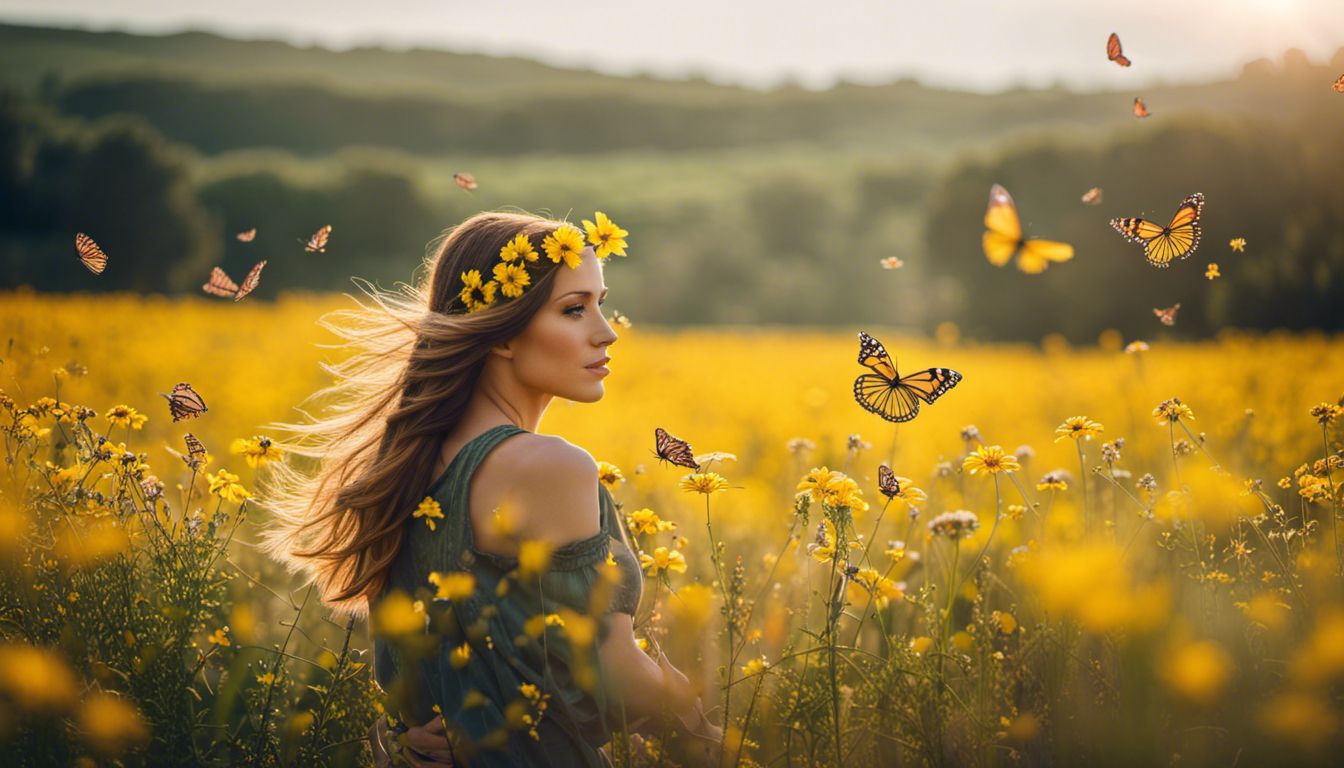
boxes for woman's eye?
[565,305,584,316]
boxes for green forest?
[2,21,1342,340]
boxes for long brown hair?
[257,211,573,617]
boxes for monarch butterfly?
[202,261,267,302]
[1081,187,1103,205]
[1110,192,1204,268]
[74,232,108,274]
[652,427,699,470]
[982,184,1075,274]
[1333,74,1344,93]
[166,432,208,470]
[877,464,901,499]
[1133,97,1150,118]
[301,225,332,253]
[853,332,962,424]
[879,257,905,270]
[1153,303,1181,326]
[1107,33,1131,67]
[453,172,478,191]
[236,228,256,242]
[160,382,208,422]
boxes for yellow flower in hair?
[542,224,585,269]
[459,269,498,312]
[493,261,531,299]
[582,212,628,259]
[500,233,539,263]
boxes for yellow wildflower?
[963,445,1020,475]
[627,508,675,536]
[640,546,687,575]
[207,626,231,647]
[741,657,769,677]
[104,404,148,430]
[680,472,728,495]
[542,223,585,269]
[256,672,276,686]
[78,692,150,757]
[206,469,251,504]
[1309,402,1342,426]
[596,461,624,490]
[1229,237,1246,252]
[413,497,443,531]
[0,643,80,714]
[230,435,282,468]
[1054,416,1104,442]
[428,571,476,601]
[1152,398,1195,425]
[449,643,472,669]
[581,211,629,259]
[459,269,498,312]
[1205,263,1220,280]
[517,540,555,579]
[1160,639,1232,706]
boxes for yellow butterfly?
[1109,193,1203,268]
[982,184,1074,274]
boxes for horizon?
[1,0,1340,94]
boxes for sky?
[1,0,1339,92]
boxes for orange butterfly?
[453,172,478,191]
[1081,187,1103,205]
[236,228,256,242]
[879,257,905,270]
[302,225,332,253]
[982,184,1074,274]
[1153,303,1181,326]
[1333,75,1344,93]
[877,464,902,499]
[74,232,108,274]
[160,382,208,422]
[202,261,267,302]
[1133,97,1151,118]
[1107,33,1131,67]
[652,427,699,470]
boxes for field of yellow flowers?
[1,289,1342,766]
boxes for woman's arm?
[598,613,721,744]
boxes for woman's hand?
[372,715,456,767]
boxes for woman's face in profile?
[506,246,618,403]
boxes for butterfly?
[1107,33,1131,67]
[982,184,1075,274]
[879,257,905,270]
[1333,75,1344,93]
[74,232,108,274]
[166,432,208,470]
[453,172,478,191]
[202,261,267,302]
[160,382,208,422]
[652,427,699,470]
[301,225,332,253]
[608,310,632,329]
[1081,187,1103,205]
[877,464,902,499]
[1153,303,1181,326]
[1133,97,1150,118]
[852,332,962,423]
[1110,192,1204,268]
[236,228,256,242]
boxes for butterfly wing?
[202,267,239,297]
[75,232,108,275]
[1133,97,1150,118]
[236,228,256,242]
[877,464,901,499]
[854,373,921,423]
[654,427,699,470]
[1333,75,1344,93]
[305,225,331,253]
[454,173,477,191]
[896,367,963,404]
[856,332,898,380]
[1016,238,1075,274]
[1081,187,1102,205]
[162,382,208,422]
[1107,33,1131,67]
[233,260,267,302]
[982,184,1023,267]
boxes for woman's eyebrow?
[555,288,610,302]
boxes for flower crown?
[458,212,629,313]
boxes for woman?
[259,211,721,766]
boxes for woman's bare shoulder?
[476,433,601,544]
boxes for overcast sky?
[1,0,1339,92]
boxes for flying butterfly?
[1153,303,1181,326]
[879,257,905,270]
[652,427,699,470]
[236,228,257,242]
[852,332,962,424]
[982,184,1075,274]
[165,432,208,470]
[1081,187,1103,205]
[74,232,108,274]
[1133,97,1150,118]
[453,172,478,191]
[877,464,902,499]
[301,225,332,253]
[202,261,267,302]
[160,382,208,422]
[1333,75,1344,93]
[1110,192,1204,268]
[1106,33,1131,67]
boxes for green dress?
[373,424,644,766]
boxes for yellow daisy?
[680,472,729,494]
[1054,416,1104,442]
[459,270,498,312]
[499,233,539,263]
[581,212,629,259]
[639,546,687,575]
[542,224,585,269]
[492,261,531,299]
[413,497,444,532]
[962,445,1020,475]
[104,405,148,431]
[230,435,283,469]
